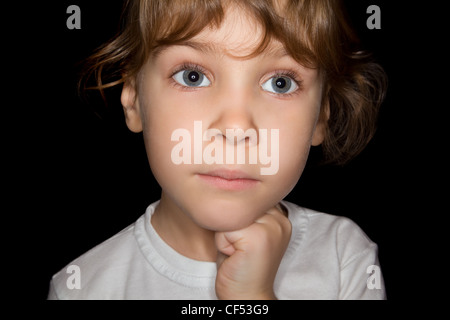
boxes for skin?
[120,4,327,299]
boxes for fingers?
[255,204,291,231]
[254,204,292,255]
[215,203,291,256]
[215,232,236,257]
[214,203,291,300]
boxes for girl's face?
[122,6,326,231]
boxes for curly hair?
[79,0,387,165]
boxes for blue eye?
[261,76,298,94]
[173,69,211,87]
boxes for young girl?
[49,0,387,299]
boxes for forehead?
[146,0,321,70]
[194,5,265,57]
[154,4,288,60]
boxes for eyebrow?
[151,41,219,59]
[178,40,221,55]
[152,40,289,59]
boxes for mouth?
[196,169,260,191]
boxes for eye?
[172,69,211,88]
[261,75,298,95]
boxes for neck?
[151,192,218,262]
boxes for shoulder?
[48,219,141,300]
[282,201,377,263]
[280,201,385,299]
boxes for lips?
[196,169,260,191]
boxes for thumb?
[215,232,236,257]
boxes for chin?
[189,198,271,232]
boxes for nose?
[208,78,258,146]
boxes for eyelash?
[265,70,303,97]
[169,62,210,90]
[169,62,303,96]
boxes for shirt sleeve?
[335,218,386,300]
[339,243,386,299]
[47,280,59,300]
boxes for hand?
[215,205,292,300]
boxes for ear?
[121,80,143,133]
[311,99,330,146]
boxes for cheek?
[274,107,319,192]
[275,129,311,196]
[137,90,178,186]
[136,75,321,231]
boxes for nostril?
[223,128,258,146]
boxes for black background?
[6,0,441,303]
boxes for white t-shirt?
[48,200,386,299]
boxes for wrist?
[216,288,277,300]
[245,290,277,300]
[257,293,277,300]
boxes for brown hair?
[80,0,387,165]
